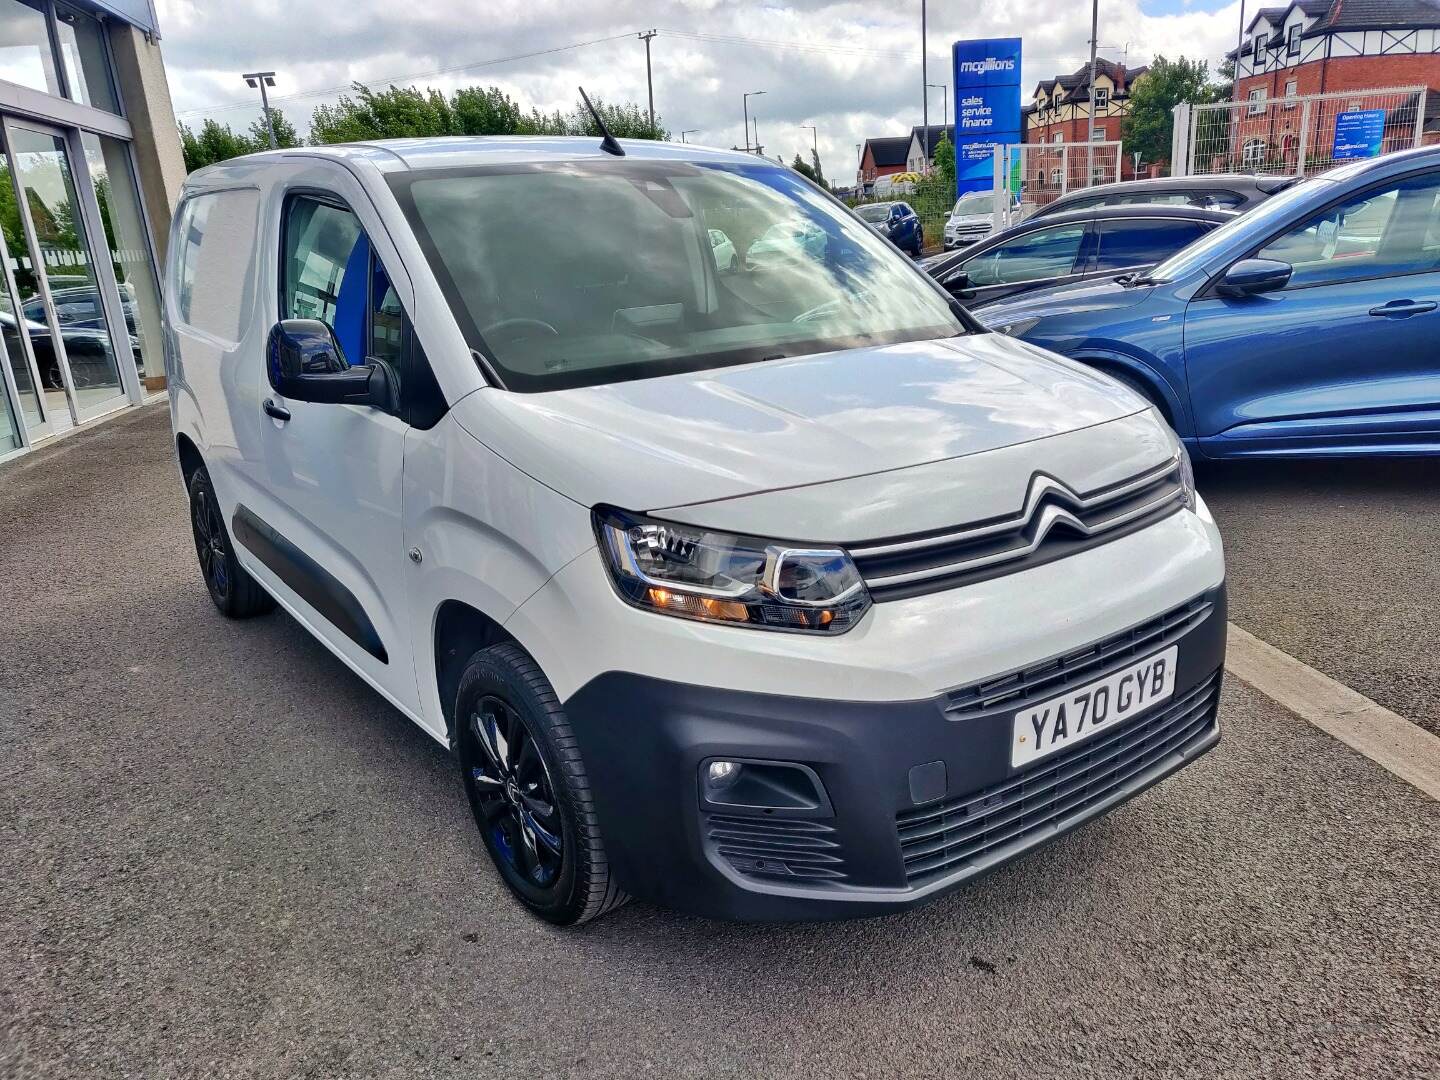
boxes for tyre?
[188,467,274,618]
[455,642,628,926]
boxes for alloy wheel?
[191,486,229,599]
[464,695,564,888]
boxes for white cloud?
[156,0,1239,181]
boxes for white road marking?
[1226,623,1440,802]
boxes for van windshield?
[389,160,963,392]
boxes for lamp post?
[241,71,278,149]
[742,90,766,153]
[801,124,821,181]
[680,129,699,143]
[926,82,948,169]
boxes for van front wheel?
[455,642,629,926]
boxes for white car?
[943,191,1016,249]
[165,136,1226,925]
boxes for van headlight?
[593,507,871,634]
[1177,442,1197,512]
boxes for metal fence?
[1173,86,1426,178]
[991,141,1123,229]
[847,173,954,255]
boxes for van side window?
[172,189,259,344]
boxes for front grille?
[849,456,1186,602]
[705,814,846,881]
[944,594,1213,719]
[896,671,1221,885]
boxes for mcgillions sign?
[951,38,1023,197]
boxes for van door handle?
[1368,300,1437,317]
[262,398,291,422]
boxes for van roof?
[189,136,763,181]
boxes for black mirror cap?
[1216,258,1292,298]
[945,269,971,292]
[267,318,348,389]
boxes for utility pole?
[801,124,822,181]
[638,30,657,129]
[1235,0,1247,97]
[242,71,278,148]
[743,90,765,153]
[680,129,699,143]
[921,0,930,168]
[1086,0,1100,181]
[752,115,763,157]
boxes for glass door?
[3,118,128,424]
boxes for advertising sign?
[952,38,1023,196]
[1333,109,1386,160]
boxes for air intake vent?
[705,814,846,881]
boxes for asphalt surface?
[3,404,1438,1079]
[1199,457,1440,739]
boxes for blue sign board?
[952,38,1023,196]
[1333,109,1386,160]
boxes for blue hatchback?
[977,146,1440,459]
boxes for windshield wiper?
[1117,272,1158,288]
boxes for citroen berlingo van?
[166,136,1226,924]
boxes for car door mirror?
[1216,258,1292,297]
[943,269,971,292]
[266,318,390,408]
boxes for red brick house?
[857,135,910,186]
[1023,58,1151,180]
[1228,0,1440,165]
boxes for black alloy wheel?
[186,466,274,618]
[454,643,628,925]
[462,694,564,891]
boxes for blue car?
[978,146,1440,459]
[856,201,923,256]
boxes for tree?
[179,110,300,172]
[310,84,455,143]
[790,153,819,183]
[1121,56,1227,166]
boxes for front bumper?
[561,585,1226,921]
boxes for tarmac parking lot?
[3,404,1438,1079]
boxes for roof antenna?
[579,86,625,157]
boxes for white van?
[165,136,1226,925]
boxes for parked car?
[855,201,923,256]
[942,191,1019,249]
[167,136,1225,925]
[921,204,1234,309]
[978,146,1440,459]
[708,228,736,272]
[1029,173,1301,221]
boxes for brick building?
[856,136,910,186]
[1227,0,1440,167]
[1022,59,1150,181]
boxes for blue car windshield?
[1147,178,1319,282]
[388,160,962,392]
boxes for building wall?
[858,147,906,184]
[1235,53,1440,104]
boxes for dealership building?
[0,0,182,461]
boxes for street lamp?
[801,124,822,181]
[742,90,766,153]
[926,83,948,136]
[680,129,699,143]
[241,70,278,149]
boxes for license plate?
[1011,645,1178,768]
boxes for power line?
[175,31,639,117]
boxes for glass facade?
[0,0,62,99]
[0,0,169,458]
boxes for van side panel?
[401,412,596,739]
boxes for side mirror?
[943,269,971,292]
[1215,258,1292,298]
[266,318,394,409]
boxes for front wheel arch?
[1075,355,1184,431]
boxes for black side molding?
[231,505,388,664]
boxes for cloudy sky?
[157,0,1243,180]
